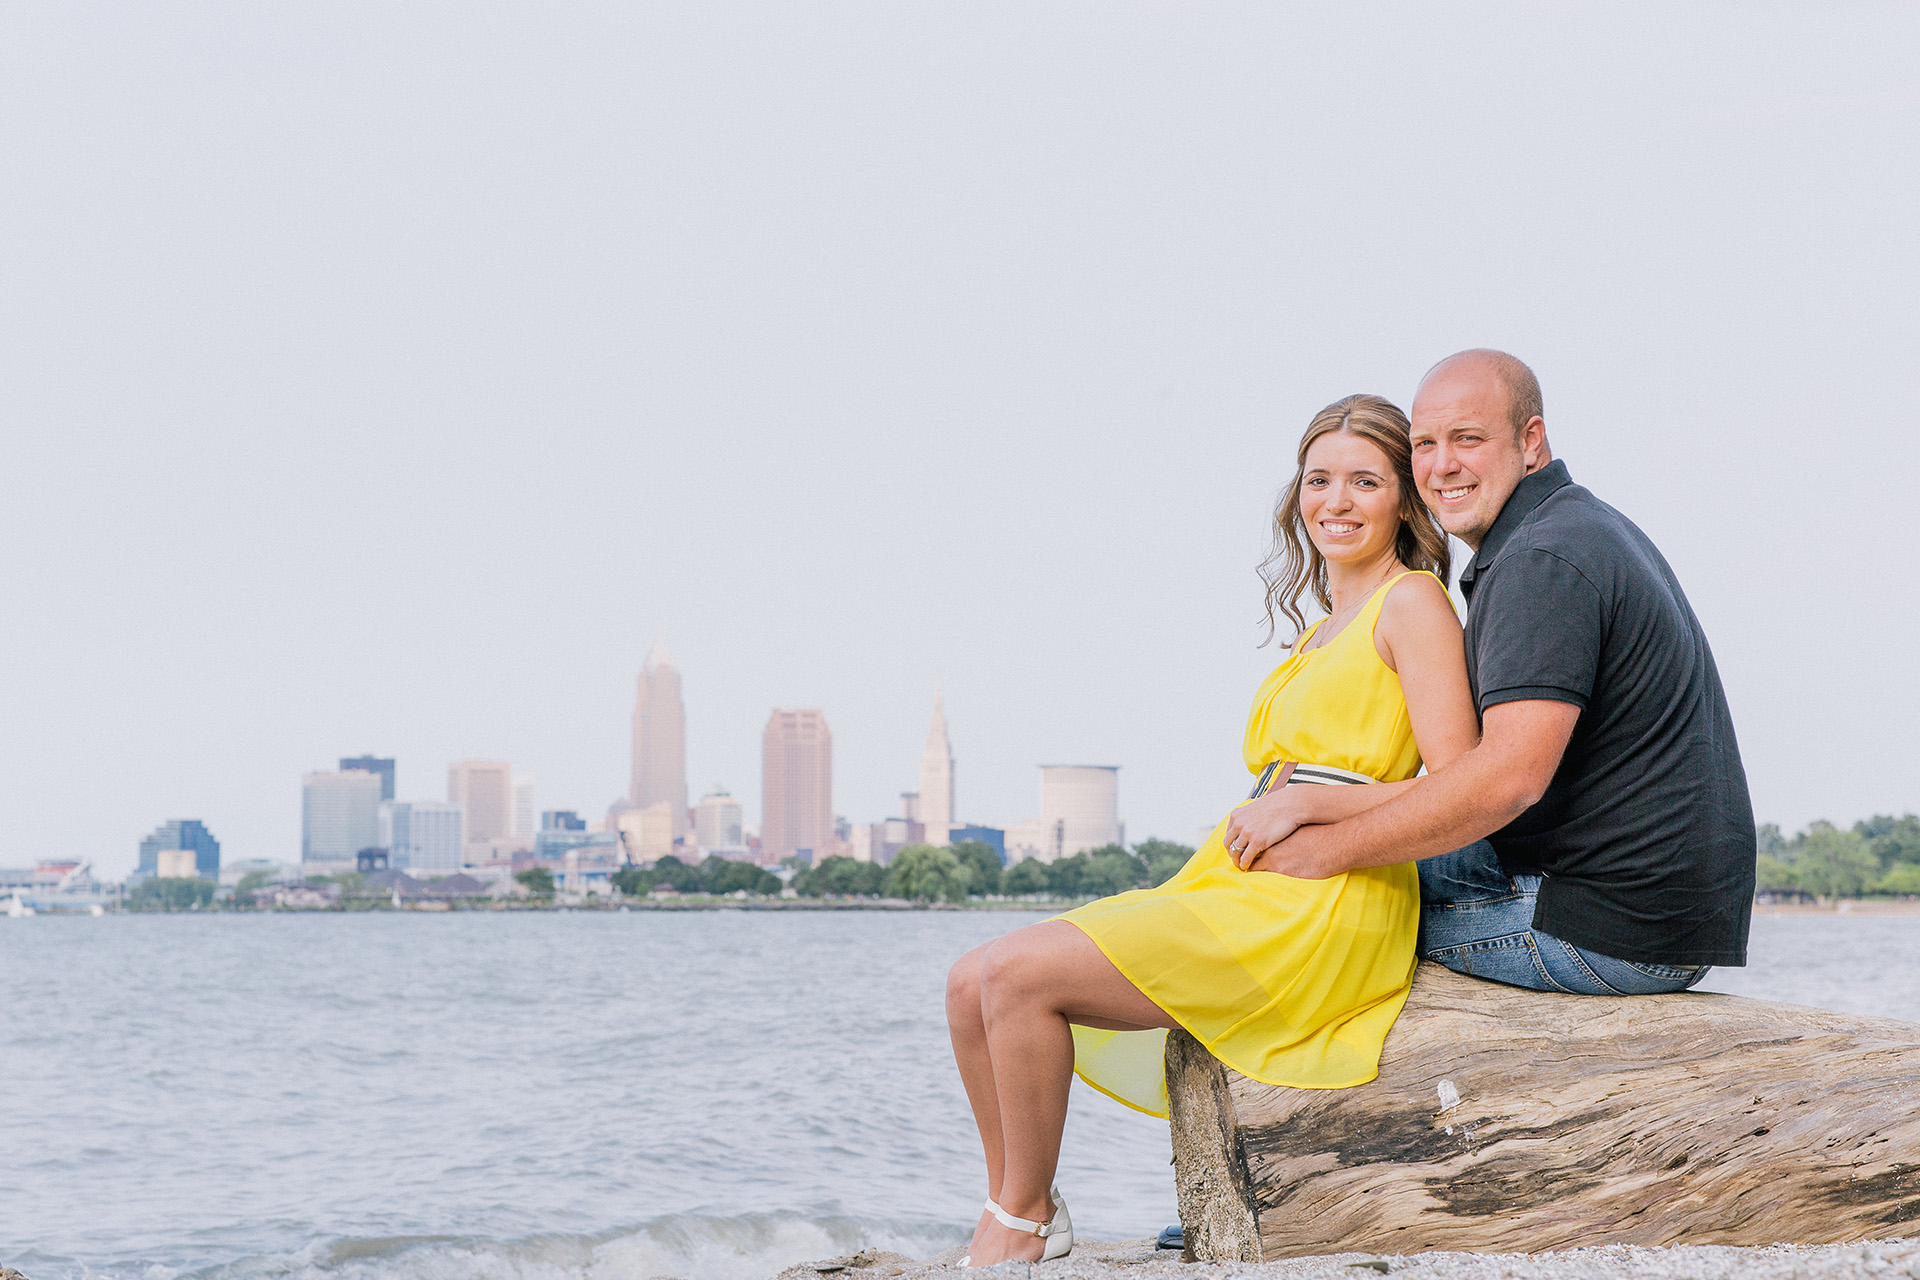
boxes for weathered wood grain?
[1166,962,1920,1261]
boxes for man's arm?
[1246,699,1581,879]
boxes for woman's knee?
[946,946,987,1023]
[978,929,1054,1013]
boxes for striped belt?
[1247,760,1378,799]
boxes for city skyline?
[4,3,1912,883]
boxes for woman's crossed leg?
[945,920,1178,1267]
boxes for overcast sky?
[3,3,1916,878]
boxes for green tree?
[1755,822,1789,858]
[1043,852,1089,898]
[1875,863,1920,896]
[887,844,970,903]
[950,841,1005,896]
[515,867,555,897]
[234,870,272,901]
[647,855,703,892]
[1754,855,1800,895]
[1080,845,1147,897]
[127,877,217,911]
[611,865,649,896]
[794,855,887,897]
[1787,821,1879,898]
[1857,814,1920,868]
[706,856,781,896]
[1133,838,1195,887]
[1001,858,1053,897]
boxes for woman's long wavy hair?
[1258,394,1451,646]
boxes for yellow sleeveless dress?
[1059,572,1431,1116]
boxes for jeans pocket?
[1625,961,1700,981]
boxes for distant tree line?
[1756,814,1920,898]
[791,838,1195,904]
[610,854,784,898]
[125,877,217,911]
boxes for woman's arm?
[1226,573,1478,869]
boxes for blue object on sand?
[1156,1224,1183,1250]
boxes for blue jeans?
[1417,841,1709,995]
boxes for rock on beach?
[775,1236,1920,1280]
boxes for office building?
[1042,765,1122,858]
[448,760,513,847]
[950,825,1006,864]
[694,788,744,852]
[615,801,676,862]
[380,800,465,873]
[156,849,197,878]
[513,775,536,838]
[535,826,620,861]
[542,810,586,831]
[917,691,955,846]
[1007,766,1123,862]
[631,641,689,840]
[340,756,396,802]
[302,771,383,869]
[761,709,832,861]
[137,819,221,880]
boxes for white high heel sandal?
[959,1187,1073,1267]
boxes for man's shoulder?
[1493,482,1650,574]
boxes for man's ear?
[1521,417,1550,472]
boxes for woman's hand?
[1222,787,1326,870]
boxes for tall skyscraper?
[512,775,536,838]
[631,641,689,840]
[339,755,395,801]
[303,770,383,868]
[448,760,513,845]
[379,800,465,872]
[761,709,832,860]
[917,691,955,847]
[138,819,221,880]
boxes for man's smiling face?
[1410,356,1549,549]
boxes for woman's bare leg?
[945,942,1002,1257]
[965,921,1175,1267]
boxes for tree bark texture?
[1166,962,1920,1261]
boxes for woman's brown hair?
[1258,393,1451,645]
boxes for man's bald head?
[1418,349,1543,438]
[1409,348,1552,548]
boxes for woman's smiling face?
[1298,430,1403,567]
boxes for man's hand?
[1222,787,1324,870]
[1245,825,1345,879]
[1241,700,1583,878]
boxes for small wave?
[157,1212,956,1280]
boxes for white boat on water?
[7,892,35,917]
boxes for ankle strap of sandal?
[984,1198,1060,1238]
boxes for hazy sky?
[4,3,1916,879]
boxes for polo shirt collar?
[1458,458,1573,590]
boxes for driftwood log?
[1167,961,1920,1261]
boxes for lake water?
[3,909,1916,1280]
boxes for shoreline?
[780,1236,1920,1279]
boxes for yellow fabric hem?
[1059,916,1392,1096]
[1071,1066,1169,1119]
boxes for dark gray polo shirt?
[1459,460,1755,966]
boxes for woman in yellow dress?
[945,394,1481,1267]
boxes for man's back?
[1461,460,1755,966]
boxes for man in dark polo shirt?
[1248,349,1754,993]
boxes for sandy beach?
[779,1236,1920,1280]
